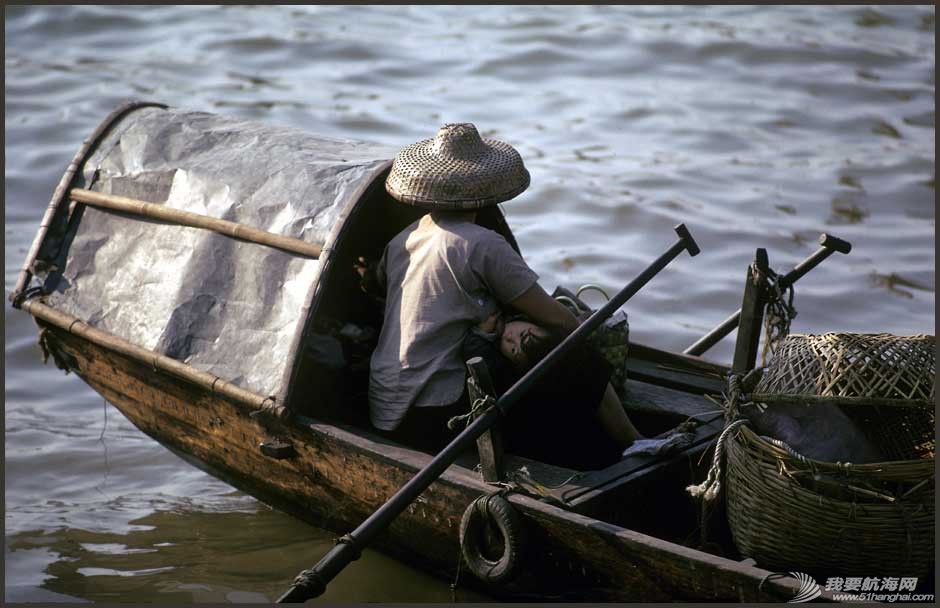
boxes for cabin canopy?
[38,105,398,404]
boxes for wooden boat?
[11,101,823,602]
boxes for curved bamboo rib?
[11,100,168,307]
[69,188,323,259]
[23,299,285,419]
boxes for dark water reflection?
[7,508,486,603]
[5,4,934,602]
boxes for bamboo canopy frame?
[68,188,323,259]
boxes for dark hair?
[518,326,564,372]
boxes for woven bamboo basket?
[755,333,934,400]
[754,333,935,460]
[727,425,934,578]
[726,333,935,577]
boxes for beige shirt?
[369,213,539,431]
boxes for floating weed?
[829,197,869,225]
[855,8,896,28]
[871,121,902,139]
[870,272,934,299]
[920,12,935,32]
[838,175,863,190]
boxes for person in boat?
[465,310,699,466]
[356,123,584,452]
[462,310,644,470]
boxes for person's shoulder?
[431,217,507,250]
[456,221,512,250]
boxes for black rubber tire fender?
[458,494,526,584]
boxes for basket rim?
[749,392,935,410]
[735,424,936,471]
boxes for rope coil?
[290,568,327,598]
[687,372,753,502]
[448,376,497,431]
[757,265,797,366]
[686,419,748,501]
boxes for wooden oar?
[683,233,850,357]
[276,223,701,603]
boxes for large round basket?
[726,332,935,578]
[726,425,934,578]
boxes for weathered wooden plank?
[625,343,727,395]
[466,357,505,483]
[629,342,730,376]
[545,414,724,508]
[622,378,724,419]
[731,249,768,374]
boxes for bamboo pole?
[22,299,286,419]
[69,188,323,259]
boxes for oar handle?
[674,223,700,256]
[778,233,850,288]
[275,224,700,603]
[682,232,851,357]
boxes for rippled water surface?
[5,5,934,602]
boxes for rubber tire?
[459,494,525,584]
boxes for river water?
[5,5,934,603]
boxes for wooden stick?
[69,188,323,259]
[731,249,769,374]
[22,299,286,419]
[466,357,505,483]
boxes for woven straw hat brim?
[387,171,530,209]
[386,134,530,210]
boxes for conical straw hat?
[385,123,530,209]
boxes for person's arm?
[508,284,579,334]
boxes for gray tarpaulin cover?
[44,106,396,402]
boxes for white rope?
[686,419,748,501]
[760,436,812,465]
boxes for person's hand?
[478,310,502,334]
[354,256,384,297]
[353,256,371,278]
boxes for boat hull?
[38,320,810,602]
